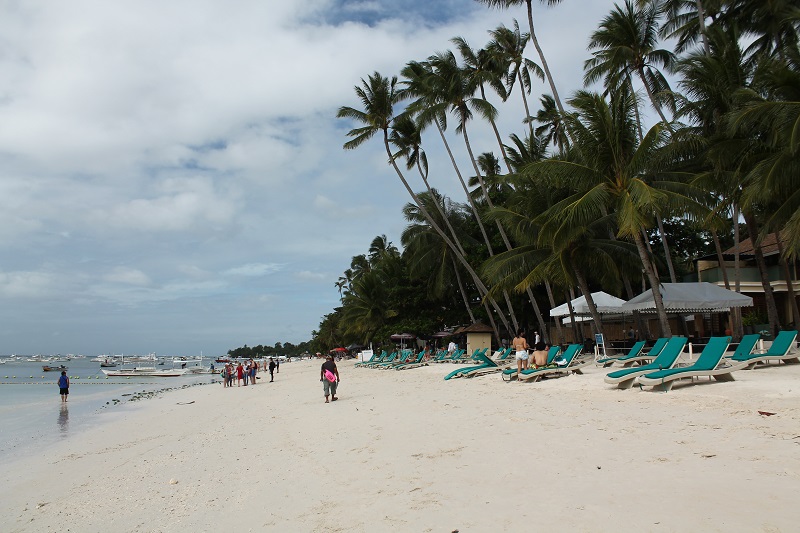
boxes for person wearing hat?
[320,354,340,403]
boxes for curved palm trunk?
[459,121,521,332]
[711,228,730,289]
[565,289,580,343]
[451,257,477,324]
[381,129,512,334]
[633,230,672,336]
[525,0,566,119]
[743,209,781,335]
[572,264,604,339]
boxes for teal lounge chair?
[597,341,646,367]
[354,351,384,368]
[441,349,465,363]
[604,337,687,389]
[616,337,669,367]
[724,334,760,361]
[365,351,396,368]
[444,350,498,380]
[731,330,798,367]
[638,336,740,392]
[516,344,586,383]
[392,350,428,370]
[372,351,409,368]
[501,346,561,381]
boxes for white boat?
[101,367,187,377]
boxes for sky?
[0,0,622,356]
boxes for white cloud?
[0,0,620,354]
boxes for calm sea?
[0,357,221,466]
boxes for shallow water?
[0,357,220,465]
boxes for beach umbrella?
[390,332,416,350]
[345,343,364,351]
[331,347,348,352]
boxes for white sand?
[1,357,799,532]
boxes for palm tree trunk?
[544,281,565,344]
[656,215,677,283]
[573,265,604,339]
[696,0,710,56]
[565,289,579,343]
[525,0,567,119]
[381,130,512,334]
[733,203,743,339]
[451,257,477,324]
[775,230,799,327]
[742,209,781,336]
[633,230,672,336]
[711,228,730,289]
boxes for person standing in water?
[58,371,70,403]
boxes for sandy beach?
[1,356,799,532]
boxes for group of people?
[221,358,279,387]
[512,329,549,378]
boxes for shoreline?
[1,358,798,532]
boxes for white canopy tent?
[619,282,753,313]
[550,291,627,318]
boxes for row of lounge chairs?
[354,349,428,370]
[603,330,799,391]
[437,330,798,392]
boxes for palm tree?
[530,90,709,336]
[486,20,544,134]
[534,94,569,152]
[337,71,513,334]
[585,0,680,284]
[475,0,569,121]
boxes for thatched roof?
[455,322,494,334]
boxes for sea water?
[0,357,220,466]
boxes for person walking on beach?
[268,358,276,382]
[512,329,530,379]
[58,370,70,402]
[276,358,280,373]
[249,360,257,385]
[320,354,340,403]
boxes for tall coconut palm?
[486,20,544,134]
[530,89,709,336]
[337,72,513,334]
[585,0,680,284]
[475,0,569,121]
[534,94,569,152]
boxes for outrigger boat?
[43,364,68,372]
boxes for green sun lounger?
[604,337,687,389]
[392,350,428,370]
[597,341,646,367]
[501,346,561,381]
[517,344,587,382]
[731,330,798,367]
[355,351,384,368]
[637,336,740,392]
[615,337,669,367]
[444,350,497,380]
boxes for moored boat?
[101,367,187,377]
[43,365,68,372]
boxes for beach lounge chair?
[731,330,798,367]
[615,337,669,367]
[392,350,428,370]
[516,344,588,382]
[364,351,396,368]
[723,334,760,361]
[501,346,561,381]
[443,349,509,380]
[354,351,384,368]
[373,351,410,369]
[596,341,646,367]
[440,349,465,363]
[637,336,740,392]
[603,337,687,389]
[491,347,514,364]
